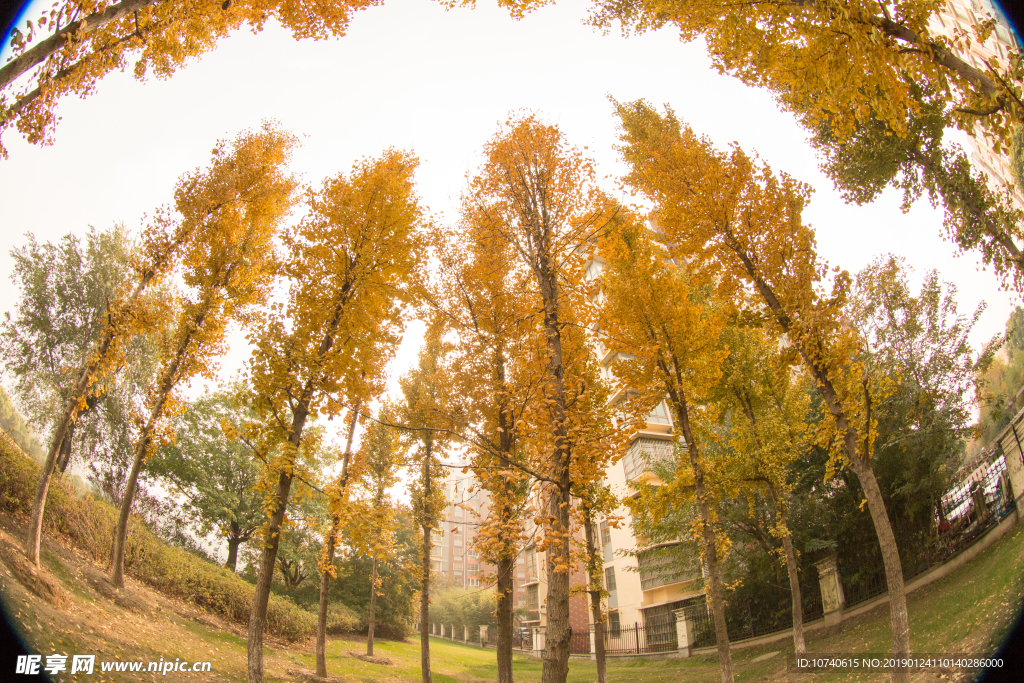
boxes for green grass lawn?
[280,524,1024,682]
[5,513,1023,681]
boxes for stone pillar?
[480,625,488,646]
[589,625,597,661]
[532,626,546,654]
[464,625,469,642]
[674,608,694,657]
[815,556,846,626]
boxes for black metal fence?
[842,453,1015,611]
[483,626,532,650]
[569,627,591,654]
[600,620,678,654]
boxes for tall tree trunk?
[495,553,514,683]
[317,405,361,677]
[542,482,572,683]
[765,482,805,656]
[226,536,242,574]
[492,342,517,683]
[419,440,433,683]
[247,467,296,683]
[534,241,573,683]
[367,555,378,657]
[666,385,734,683]
[55,419,76,474]
[741,264,911,683]
[250,292,347,683]
[111,308,204,589]
[583,506,607,683]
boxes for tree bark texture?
[419,440,434,683]
[247,466,296,683]
[226,536,242,574]
[766,482,805,656]
[367,555,378,657]
[583,508,607,683]
[316,405,361,678]
[495,553,515,683]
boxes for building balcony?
[637,543,696,591]
[622,436,676,484]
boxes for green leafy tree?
[0,224,149,474]
[147,383,264,572]
[810,87,1024,290]
[851,256,992,542]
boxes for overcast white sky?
[1,0,1018,434]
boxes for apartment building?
[433,464,591,634]
[584,255,708,637]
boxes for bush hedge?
[0,436,315,641]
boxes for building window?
[608,611,620,637]
[600,521,611,548]
[604,567,617,592]
[468,577,479,587]
[524,547,537,580]
[525,584,539,610]
[647,401,671,425]
[468,564,479,573]
[622,437,675,482]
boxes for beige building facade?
[929,0,1023,208]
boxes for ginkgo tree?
[24,123,298,567]
[614,99,913,683]
[0,0,378,157]
[465,113,619,683]
[710,324,812,656]
[349,413,404,658]
[242,147,425,683]
[591,0,1024,288]
[109,124,297,589]
[397,328,451,683]
[315,405,361,678]
[596,216,738,683]
[425,222,540,683]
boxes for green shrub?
[327,602,360,635]
[0,437,314,641]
